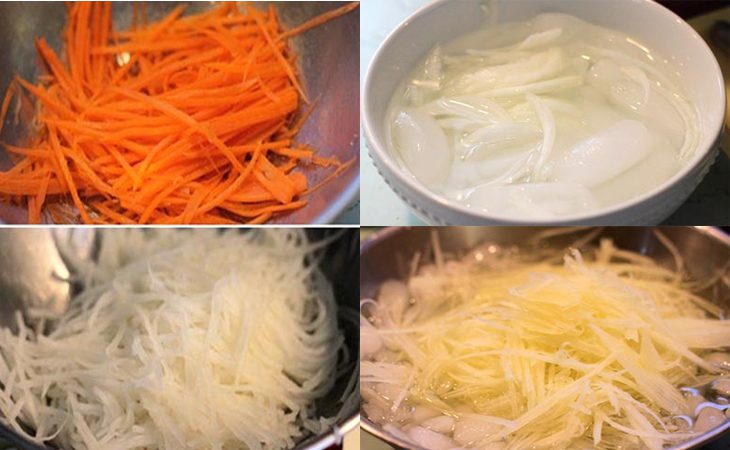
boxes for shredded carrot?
[0,80,17,132]
[279,2,361,40]
[0,1,359,224]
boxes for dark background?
[658,0,729,18]
[659,0,730,225]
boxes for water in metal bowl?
[360,227,730,450]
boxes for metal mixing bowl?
[0,228,360,450]
[361,227,730,450]
[0,2,359,224]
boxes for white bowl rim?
[362,0,727,225]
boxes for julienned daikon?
[360,232,730,450]
[387,13,700,218]
[0,230,351,450]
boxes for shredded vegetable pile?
[361,231,730,450]
[0,2,357,224]
[0,230,348,450]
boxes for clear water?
[387,13,699,219]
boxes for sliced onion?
[465,182,599,218]
[549,119,652,188]
[393,109,452,185]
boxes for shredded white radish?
[361,235,729,450]
[0,230,347,450]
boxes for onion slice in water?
[393,109,451,185]
[549,119,652,187]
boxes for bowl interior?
[0,1,359,224]
[360,226,730,450]
[363,0,725,223]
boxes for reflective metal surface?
[360,227,730,450]
[0,230,70,330]
[0,2,359,224]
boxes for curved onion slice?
[549,119,652,188]
[393,109,451,185]
[407,426,456,450]
[465,182,599,218]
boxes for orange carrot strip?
[221,199,307,219]
[91,201,137,224]
[110,86,245,173]
[198,145,262,214]
[253,155,297,204]
[248,212,272,224]
[279,2,359,40]
[0,80,17,133]
[32,170,52,224]
[249,8,308,103]
[47,125,91,223]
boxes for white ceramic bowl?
[362,0,726,225]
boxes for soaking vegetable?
[387,13,700,218]
[0,230,351,450]
[0,2,358,224]
[361,231,730,450]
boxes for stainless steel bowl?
[0,2,359,224]
[0,228,360,450]
[361,226,730,450]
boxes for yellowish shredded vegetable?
[361,234,729,450]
